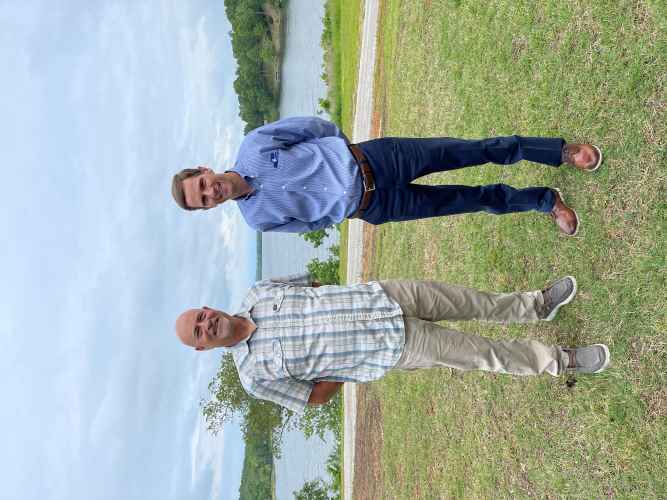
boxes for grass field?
[322,0,364,131]
[350,0,666,497]
[337,0,363,132]
[324,0,364,287]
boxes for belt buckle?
[362,166,375,192]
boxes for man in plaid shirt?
[174,274,609,412]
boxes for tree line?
[238,426,274,500]
[223,0,283,132]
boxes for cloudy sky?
[0,1,257,498]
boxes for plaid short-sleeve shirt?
[229,273,405,413]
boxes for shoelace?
[564,349,578,387]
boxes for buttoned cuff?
[270,272,313,286]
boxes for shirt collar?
[228,312,256,357]
[225,166,257,201]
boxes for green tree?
[301,229,328,248]
[302,225,341,284]
[202,352,342,456]
[293,479,333,500]
[299,392,341,441]
[306,245,340,285]
[201,352,284,453]
[239,425,275,500]
[223,0,280,131]
[318,98,331,111]
[300,224,339,248]
[325,440,342,498]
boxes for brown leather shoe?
[562,143,603,171]
[550,189,579,236]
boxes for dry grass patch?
[363,0,667,496]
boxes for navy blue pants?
[356,135,564,225]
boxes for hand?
[307,381,343,404]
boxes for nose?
[203,183,216,197]
[197,315,210,336]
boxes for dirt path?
[343,0,380,498]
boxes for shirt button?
[260,184,263,188]
[324,187,328,191]
[282,185,286,189]
[273,305,278,311]
[343,190,347,194]
[303,186,307,190]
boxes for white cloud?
[176,14,219,154]
[189,413,226,499]
[213,118,244,168]
[0,1,247,499]
[217,206,245,249]
[186,353,229,498]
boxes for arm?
[269,273,319,287]
[258,217,336,234]
[307,381,344,405]
[255,116,349,149]
[269,272,313,286]
[252,379,313,414]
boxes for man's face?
[182,167,232,210]
[175,306,234,350]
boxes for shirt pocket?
[254,339,289,380]
[271,288,286,312]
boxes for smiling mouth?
[215,182,227,201]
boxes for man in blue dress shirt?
[171,116,602,235]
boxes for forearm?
[255,116,347,149]
[260,217,336,233]
[271,116,344,139]
[269,272,313,286]
[307,381,343,405]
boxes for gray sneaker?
[563,344,611,373]
[539,276,577,321]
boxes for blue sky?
[0,1,257,498]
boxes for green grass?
[320,0,364,287]
[322,0,364,132]
[361,0,667,497]
[337,0,363,132]
[323,0,362,283]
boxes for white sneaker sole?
[543,275,578,321]
[592,343,611,373]
[588,145,603,171]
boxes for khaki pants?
[380,280,567,376]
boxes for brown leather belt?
[348,144,375,219]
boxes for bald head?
[175,309,198,348]
[174,306,254,351]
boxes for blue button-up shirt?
[230,273,406,413]
[229,116,363,233]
